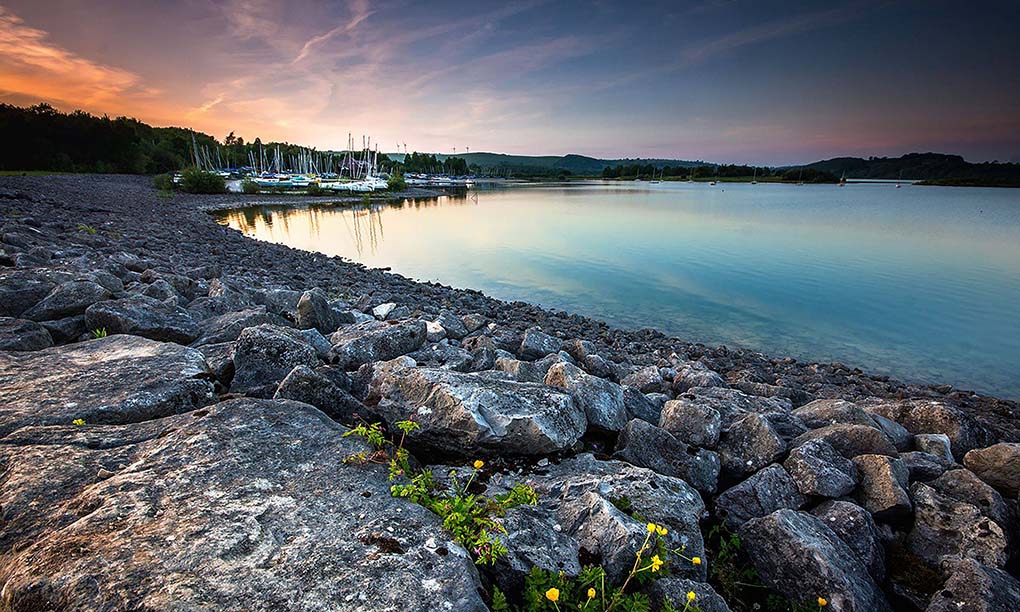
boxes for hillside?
[801,152,1020,185]
[390,152,710,175]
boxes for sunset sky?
[1,0,1018,164]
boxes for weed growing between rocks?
[76,223,97,234]
[343,417,538,565]
[91,327,108,339]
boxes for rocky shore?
[1,173,1018,611]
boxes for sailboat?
[895,170,903,188]
[751,168,758,185]
[839,171,846,187]
[650,168,660,184]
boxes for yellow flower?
[687,591,697,601]
[72,418,85,426]
[649,555,664,572]
[655,525,668,536]
[817,597,828,607]
[473,460,484,469]
[545,588,559,602]
[646,522,657,533]
[691,556,702,565]
[587,588,596,599]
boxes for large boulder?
[718,412,786,481]
[366,363,585,456]
[191,307,284,346]
[329,319,427,370]
[621,364,665,394]
[963,443,1020,496]
[22,279,112,321]
[613,418,720,493]
[0,334,215,436]
[792,399,876,428]
[0,269,66,317]
[545,361,628,432]
[85,294,200,344]
[674,386,792,428]
[490,504,581,594]
[715,464,807,529]
[518,327,561,360]
[622,386,662,424]
[784,438,858,498]
[864,399,994,459]
[0,399,488,612]
[740,510,892,612]
[932,469,1011,530]
[906,482,1009,572]
[659,399,722,448]
[645,578,732,612]
[0,317,53,351]
[926,558,1020,612]
[811,500,887,582]
[671,360,726,393]
[273,365,364,424]
[852,454,912,522]
[296,288,342,334]
[791,423,898,459]
[231,324,320,395]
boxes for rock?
[792,398,876,428]
[901,451,954,482]
[296,288,341,334]
[0,399,487,612]
[274,364,363,423]
[659,399,722,448]
[191,307,282,346]
[40,314,85,343]
[718,413,786,480]
[425,320,446,342]
[762,410,808,442]
[0,334,215,436]
[925,558,1020,612]
[436,310,468,340]
[865,399,994,459]
[915,433,954,463]
[490,505,581,594]
[811,500,887,581]
[367,365,585,456]
[85,294,200,344]
[461,313,487,333]
[494,352,568,383]
[545,361,628,432]
[408,342,473,372]
[468,346,495,371]
[676,386,792,428]
[731,381,813,406]
[621,364,664,393]
[784,438,858,498]
[613,419,720,493]
[0,317,53,351]
[231,324,320,395]
[196,341,235,385]
[298,328,332,358]
[371,302,396,320]
[0,269,63,317]
[519,326,561,360]
[716,464,807,529]
[671,360,726,393]
[740,510,892,612]
[933,469,1011,532]
[22,279,111,321]
[329,319,427,370]
[791,423,898,459]
[621,386,662,424]
[906,482,1008,571]
[852,454,912,522]
[250,287,303,319]
[645,578,732,612]
[963,443,1020,496]
[870,413,914,451]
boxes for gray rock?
[40,314,85,343]
[490,504,581,594]
[865,399,994,459]
[791,423,898,459]
[932,469,1011,531]
[274,364,363,423]
[718,413,786,480]
[659,399,722,448]
[408,342,473,371]
[85,294,199,344]
[0,317,53,351]
[196,341,235,385]
[645,578,732,612]
[792,398,876,428]
[231,324,320,395]
[671,360,726,393]
[296,288,341,334]
[545,361,628,432]
[762,410,809,442]
[811,500,887,582]
[494,352,569,383]
[906,482,1008,571]
[916,433,954,463]
[23,280,111,321]
[716,464,807,529]
[622,386,663,424]
[613,418,720,493]
[437,310,468,340]
[784,438,858,497]
[329,319,427,370]
[0,399,487,612]
[250,287,303,318]
[0,334,214,436]
[192,307,282,346]
[925,558,1020,612]
[367,364,585,456]
[425,320,446,342]
[519,326,561,360]
[141,277,181,301]
[676,386,792,428]
[371,302,396,320]
[963,443,1020,496]
[740,510,892,612]
[298,327,332,358]
[621,364,664,393]
[901,451,954,482]
[870,412,914,451]
[461,313,487,333]
[468,346,496,371]
[852,454,912,522]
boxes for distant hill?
[800,152,1020,185]
[388,152,710,175]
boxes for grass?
[0,170,63,176]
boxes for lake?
[214,181,1020,398]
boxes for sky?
[1,0,1018,165]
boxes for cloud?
[0,6,156,107]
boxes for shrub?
[152,173,175,191]
[387,172,407,191]
[305,183,326,196]
[179,168,226,194]
[240,178,261,194]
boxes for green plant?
[240,178,261,194]
[91,328,108,338]
[152,173,175,191]
[76,223,97,234]
[305,183,326,196]
[179,168,226,194]
[387,172,407,191]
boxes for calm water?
[215,182,1020,398]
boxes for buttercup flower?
[545,587,559,602]
[646,522,657,533]
[691,556,702,565]
[473,460,485,469]
[687,591,697,601]
[71,418,85,426]
[587,588,596,599]
[649,555,664,572]
[817,597,828,607]
[655,525,668,536]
